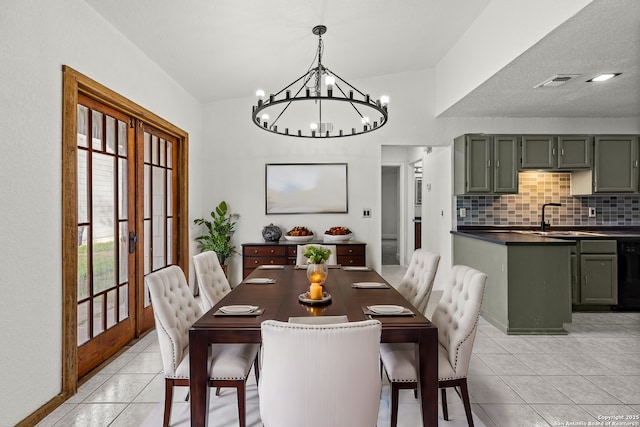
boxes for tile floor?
[37,265,640,427]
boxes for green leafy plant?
[193,201,239,264]
[303,246,332,264]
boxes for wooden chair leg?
[441,387,449,421]
[390,382,400,427]
[163,379,174,427]
[459,379,474,427]
[237,383,246,427]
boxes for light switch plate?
[459,208,467,218]
[588,207,596,218]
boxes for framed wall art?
[265,163,348,214]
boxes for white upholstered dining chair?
[146,265,259,427]
[395,249,440,314]
[259,319,382,427]
[192,250,231,311]
[295,244,337,265]
[379,265,487,427]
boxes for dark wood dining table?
[189,265,438,426]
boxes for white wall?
[0,1,203,424]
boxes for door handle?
[128,231,138,254]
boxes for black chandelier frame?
[251,25,388,139]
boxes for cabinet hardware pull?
[552,148,556,156]
[253,249,258,254]
[496,160,500,168]
[349,249,353,253]
[270,260,274,264]
[635,160,639,168]
[561,148,564,156]
[487,160,491,167]
[270,249,274,253]
[254,260,258,264]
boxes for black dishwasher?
[616,241,640,310]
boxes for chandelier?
[251,25,389,139]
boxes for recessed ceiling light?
[587,73,621,82]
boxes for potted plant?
[193,201,239,276]
[303,245,332,286]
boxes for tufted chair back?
[259,319,382,427]
[396,249,440,314]
[432,265,487,379]
[295,244,337,265]
[193,251,231,311]
[146,265,203,378]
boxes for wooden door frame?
[60,66,189,398]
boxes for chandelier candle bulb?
[380,95,389,106]
[256,89,265,99]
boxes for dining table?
[189,264,438,426]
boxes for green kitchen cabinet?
[520,135,556,169]
[453,234,572,334]
[521,135,591,170]
[578,240,618,305]
[570,240,619,308]
[557,136,592,169]
[593,136,639,193]
[454,134,518,194]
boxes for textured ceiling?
[84,0,639,118]
[440,0,640,118]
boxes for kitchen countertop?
[452,227,640,245]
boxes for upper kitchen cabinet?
[454,134,518,195]
[593,136,639,193]
[520,135,591,170]
[520,135,556,169]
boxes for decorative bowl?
[323,233,352,242]
[284,235,314,242]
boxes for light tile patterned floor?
[37,266,640,426]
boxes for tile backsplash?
[456,172,640,227]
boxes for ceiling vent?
[534,74,580,88]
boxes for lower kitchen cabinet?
[453,234,572,334]
[242,241,366,278]
[572,240,618,306]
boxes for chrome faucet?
[541,203,562,231]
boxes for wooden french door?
[62,66,189,394]
[74,96,179,377]
[76,94,136,377]
[137,123,178,332]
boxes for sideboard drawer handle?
[270,260,274,264]
[270,249,274,253]
[349,260,354,264]
[253,249,258,254]
[348,249,353,253]
[254,260,258,264]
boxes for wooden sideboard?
[242,241,366,278]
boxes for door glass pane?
[119,222,128,284]
[106,289,117,329]
[144,219,151,275]
[106,116,116,154]
[92,111,103,151]
[118,120,127,157]
[152,167,166,270]
[119,284,129,320]
[77,225,89,300]
[93,295,104,336]
[77,301,89,345]
[167,169,172,216]
[144,132,151,163]
[118,158,127,219]
[92,153,115,294]
[159,138,166,167]
[167,219,172,265]
[77,105,89,148]
[166,140,172,168]
[144,165,151,218]
[151,135,158,165]
[78,150,89,224]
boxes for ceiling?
[84,0,639,118]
